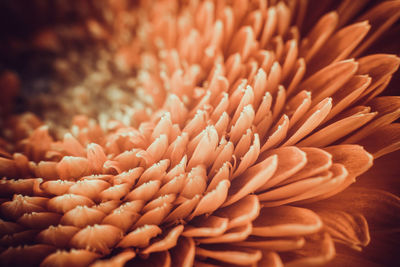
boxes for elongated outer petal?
[252,206,323,237]
[196,247,262,265]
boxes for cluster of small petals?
[0,0,400,267]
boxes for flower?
[0,0,399,266]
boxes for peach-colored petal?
[41,249,100,267]
[344,96,400,144]
[57,156,90,180]
[142,225,184,254]
[1,229,38,248]
[112,167,143,185]
[37,225,80,248]
[300,12,338,63]
[308,21,369,72]
[258,146,306,191]
[17,211,61,229]
[252,206,323,236]
[68,179,110,201]
[283,97,332,146]
[195,246,262,265]
[353,1,400,57]
[216,195,260,229]
[279,147,332,186]
[298,111,376,147]
[102,210,139,233]
[137,160,170,187]
[189,180,230,219]
[0,244,55,267]
[41,180,75,196]
[183,216,229,238]
[257,252,284,267]
[142,194,176,213]
[236,236,305,252]
[124,180,161,202]
[0,218,23,235]
[284,233,335,267]
[1,195,46,220]
[180,166,207,199]
[60,206,106,228]
[47,194,95,213]
[316,209,370,250]
[324,145,373,177]
[324,74,371,122]
[224,155,277,207]
[93,200,121,214]
[163,195,201,224]
[70,224,123,254]
[134,203,172,227]
[260,115,289,152]
[118,224,162,248]
[90,250,136,267]
[197,223,252,244]
[171,237,195,267]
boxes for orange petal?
[47,194,95,213]
[298,112,376,147]
[236,236,305,251]
[60,206,106,228]
[183,215,229,237]
[99,183,130,201]
[189,180,230,219]
[216,195,260,229]
[170,237,195,267]
[278,147,332,186]
[57,156,90,180]
[197,223,252,244]
[70,224,123,254]
[163,195,201,224]
[68,179,110,201]
[195,246,262,265]
[41,180,75,195]
[118,224,162,248]
[315,209,370,250]
[102,210,140,233]
[0,244,55,267]
[124,180,161,202]
[37,225,80,248]
[324,145,373,177]
[89,250,136,267]
[17,212,61,229]
[224,155,277,207]
[284,233,335,267]
[142,225,184,254]
[41,249,100,267]
[134,203,172,228]
[283,97,332,146]
[1,194,46,220]
[257,146,307,191]
[252,206,322,237]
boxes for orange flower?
[0,0,399,266]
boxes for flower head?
[0,0,399,266]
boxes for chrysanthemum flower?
[0,0,399,266]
